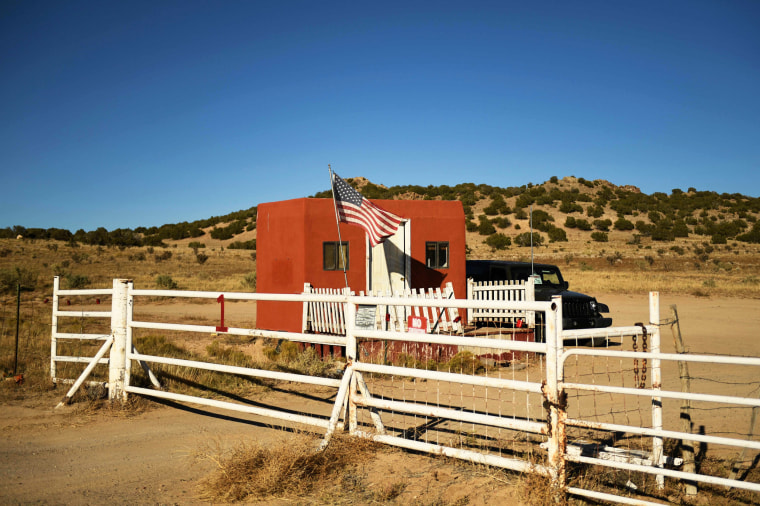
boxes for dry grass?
[194,433,380,502]
[0,238,257,295]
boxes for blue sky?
[1,1,758,232]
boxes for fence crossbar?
[54,310,111,318]
[352,362,543,394]
[55,288,113,296]
[355,431,550,475]
[566,487,668,506]
[562,348,760,367]
[565,418,760,451]
[129,321,347,346]
[562,381,760,407]
[129,352,342,388]
[53,356,110,364]
[561,325,655,339]
[351,394,546,434]
[355,329,546,353]
[130,288,347,304]
[568,454,760,493]
[125,385,332,429]
[53,333,110,341]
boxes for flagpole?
[328,164,349,289]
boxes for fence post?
[302,283,311,332]
[466,278,473,325]
[525,277,535,328]
[344,294,357,433]
[545,296,566,500]
[109,279,130,402]
[124,281,134,394]
[50,276,60,382]
[650,291,664,490]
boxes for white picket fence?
[466,278,535,327]
[302,281,462,334]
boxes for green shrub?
[228,240,257,250]
[593,219,612,231]
[446,351,483,375]
[591,231,608,242]
[614,218,635,231]
[210,220,246,240]
[477,216,496,236]
[154,251,172,262]
[635,221,654,236]
[493,217,511,229]
[0,267,38,293]
[514,232,544,247]
[575,219,592,231]
[485,233,511,250]
[241,272,257,290]
[586,205,604,218]
[188,242,206,249]
[64,273,90,289]
[546,226,568,242]
[196,252,209,264]
[559,201,583,214]
[155,275,178,289]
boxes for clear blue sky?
[2,1,758,232]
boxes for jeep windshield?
[511,265,565,288]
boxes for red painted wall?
[256,198,465,333]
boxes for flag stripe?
[331,172,403,247]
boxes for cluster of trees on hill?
[5,178,760,249]
[1,207,258,248]
[313,177,760,247]
[468,182,760,247]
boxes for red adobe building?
[256,197,466,333]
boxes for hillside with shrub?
[2,176,759,298]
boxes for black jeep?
[466,260,612,333]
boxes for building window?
[323,242,349,271]
[425,241,449,269]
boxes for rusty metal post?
[14,284,21,375]
[671,304,697,495]
[545,296,566,501]
[650,291,664,490]
[108,279,129,402]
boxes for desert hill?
[2,176,759,298]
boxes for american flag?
[331,172,403,247]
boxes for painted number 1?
[216,294,229,332]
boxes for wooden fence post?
[50,276,60,382]
[108,279,130,402]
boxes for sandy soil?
[1,293,758,504]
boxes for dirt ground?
[1,293,758,504]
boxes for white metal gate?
[51,279,760,504]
